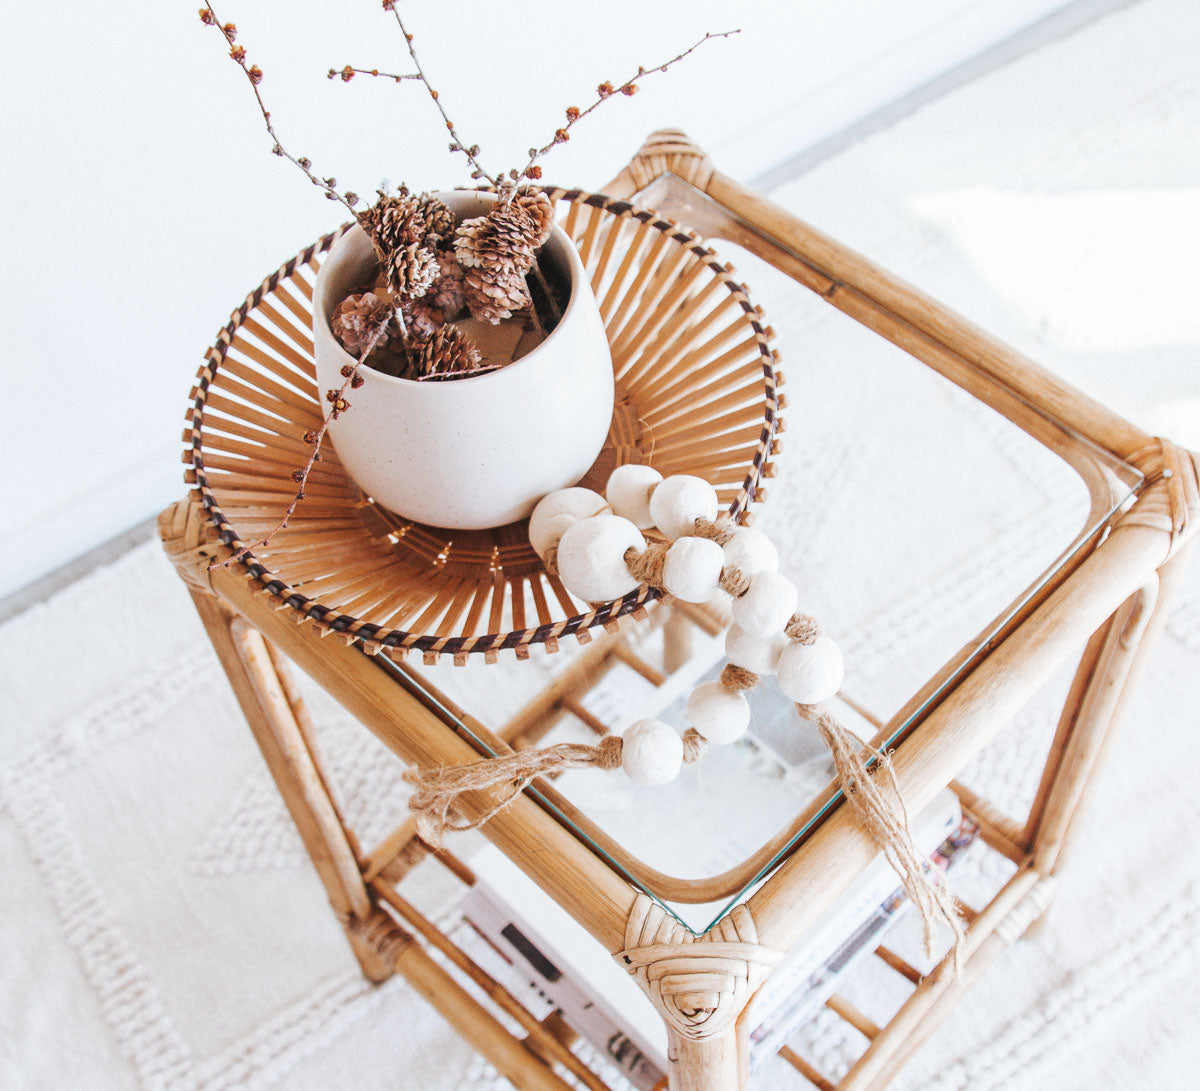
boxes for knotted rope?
[405,737,622,846]
[787,616,963,968]
[797,701,964,969]
[407,728,709,846]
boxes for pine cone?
[454,204,538,276]
[413,324,483,378]
[360,192,455,253]
[424,251,465,315]
[330,291,395,358]
[511,188,554,248]
[463,264,532,324]
[417,195,455,244]
[386,242,439,300]
[403,296,445,340]
[360,194,423,251]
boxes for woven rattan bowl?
[185,188,783,662]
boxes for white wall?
[0,0,1074,597]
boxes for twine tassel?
[798,703,966,975]
[405,738,622,845]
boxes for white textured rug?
[4,1,1200,1088]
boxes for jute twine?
[719,566,751,597]
[785,613,821,643]
[720,663,758,691]
[406,728,710,847]
[624,542,669,586]
[405,738,622,846]
[796,701,965,971]
[692,516,737,544]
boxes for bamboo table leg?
[182,586,377,959]
[1029,540,1194,878]
[669,1031,742,1091]
[160,500,582,1090]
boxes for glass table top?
[374,175,1144,933]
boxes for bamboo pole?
[873,946,921,985]
[371,882,610,1091]
[385,921,575,1091]
[778,1046,834,1090]
[947,779,1027,864]
[669,1029,741,1091]
[1034,540,1194,874]
[826,994,881,1040]
[1027,585,1156,870]
[702,169,1150,460]
[212,606,370,921]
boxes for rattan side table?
[161,131,1200,1090]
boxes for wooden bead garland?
[777,634,844,704]
[725,624,786,675]
[530,470,851,784]
[408,470,965,967]
[686,681,750,745]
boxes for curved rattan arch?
[185,189,782,661]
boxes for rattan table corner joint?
[161,129,1200,1091]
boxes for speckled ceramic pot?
[313,191,614,530]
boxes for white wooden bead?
[724,624,787,675]
[776,635,845,704]
[621,718,683,785]
[555,514,645,603]
[647,475,719,539]
[686,682,750,745]
[731,570,798,637]
[605,464,663,529]
[528,488,611,556]
[530,512,577,559]
[662,537,725,603]
[721,527,778,576]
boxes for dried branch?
[208,319,393,568]
[199,6,362,213]
[519,29,740,180]
[380,0,500,186]
[417,363,503,382]
[327,65,420,84]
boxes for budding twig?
[416,362,503,382]
[381,0,500,187]
[208,318,393,568]
[327,65,420,83]
[519,29,740,180]
[199,5,362,213]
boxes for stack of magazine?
[459,789,978,1088]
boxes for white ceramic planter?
[313,191,614,529]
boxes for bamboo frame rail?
[162,129,1200,1090]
